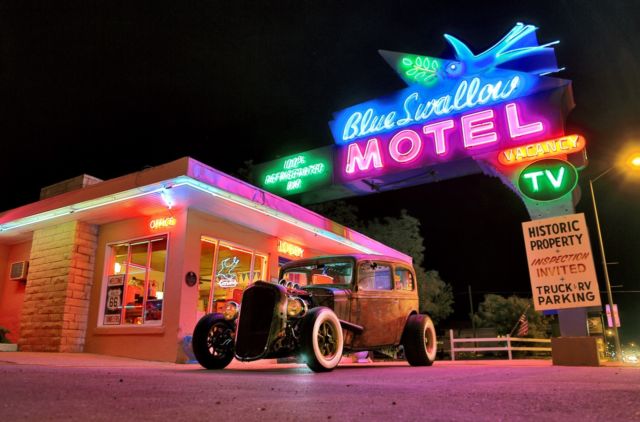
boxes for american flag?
[516,313,529,337]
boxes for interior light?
[114,262,122,274]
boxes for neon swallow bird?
[443,22,561,76]
[380,23,562,88]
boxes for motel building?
[0,157,408,362]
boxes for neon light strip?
[0,177,378,255]
[170,177,377,254]
[0,186,167,232]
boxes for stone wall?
[19,221,98,352]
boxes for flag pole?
[509,303,531,337]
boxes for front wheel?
[192,313,235,369]
[402,314,437,366]
[300,307,344,372]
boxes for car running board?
[339,320,364,334]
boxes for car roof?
[280,254,413,271]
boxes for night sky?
[1,1,639,340]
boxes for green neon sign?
[254,147,333,196]
[517,158,578,202]
[398,54,442,87]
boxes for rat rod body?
[192,254,437,372]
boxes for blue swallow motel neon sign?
[330,23,572,181]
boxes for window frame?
[198,236,269,314]
[99,234,170,328]
[394,264,416,291]
[356,260,394,291]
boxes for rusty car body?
[192,254,437,372]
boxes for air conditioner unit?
[10,261,29,281]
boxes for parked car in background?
[192,254,437,372]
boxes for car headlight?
[222,301,240,321]
[286,296,307,318]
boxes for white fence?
[448,329,551,360]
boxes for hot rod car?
[192,254,437,372]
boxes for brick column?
[19,221,98,352]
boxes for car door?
[393,265,419,344]
[349,261,398,348]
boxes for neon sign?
[338,75,523,143]
[330,23,573,183]
[216,257,240,288]
[277,239,304,258]
[254,147,333,196]
[517,159,578,201]
[343,100,549,176]
[498,135,586,166]
[149,216,176,230]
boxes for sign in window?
[197,238,268,315]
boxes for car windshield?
[281,260,354,287]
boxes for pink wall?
[84,211,188,362]
[84,208,331,363]
[0,240,32,343]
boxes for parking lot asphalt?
[2,352,639,421]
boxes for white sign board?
[522,213,601,311]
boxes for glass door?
[197,237,269,316]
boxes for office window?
[102,236,167,326]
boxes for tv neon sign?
[498,135,586,166]
[517,159,578,201]
[277,239,304,258]
[149,216,176,230]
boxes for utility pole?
[589,178,622,360]
[468,285,476,338]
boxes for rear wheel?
[192,313,235,369]
[300,307,344,372]
[402,314,437,366]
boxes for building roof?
[0,157,411,263]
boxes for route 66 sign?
[104,275,125,325]
[107,288,122,311]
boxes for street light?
[588,150,640,361]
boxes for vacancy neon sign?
[498,135,586,166]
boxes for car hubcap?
[425,326,435,355]
[207,323,233,358]
[317,321,337,358]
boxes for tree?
[473,294,551,338]
[308,200,361,231]
[419,270,454,323]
